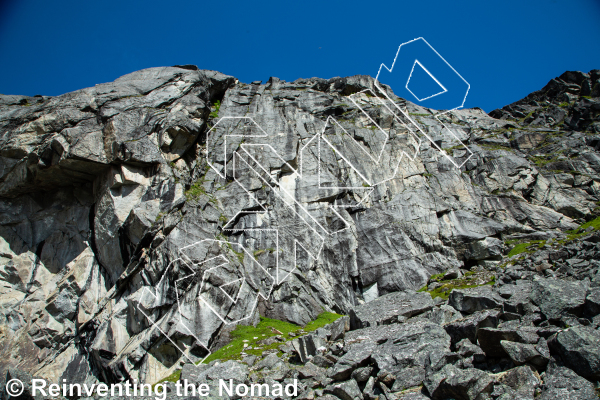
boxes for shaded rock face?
[0,65,600,392]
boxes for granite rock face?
[1,65,600,397]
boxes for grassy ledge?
[417,271,495,300]
[158,312,342,384]
[504,215,600,259]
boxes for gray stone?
[500,340,549,369]
[448,286,504,314]
[496,366,540,398]
[478,324,540,358]
[584,287,600,317]
[2,65,600,388]
[292,334,327,363]
[548,325,600,380]
[349,291,434,329]
[443,309,499,348]
[350,366,373,383]
[180,362,211,384]
[325,379,364,400]
[297,362,326,380]
[390,367,426,392]
[429,304,463,326]
[539,364,596,400]
[530,277,587,320]
[328,341,375,381]
[424,364,494,400]
[329,316,350,341]
[465,237,504,261]
[255,353,281,370]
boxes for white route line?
[406,60,448,102]
[138,37,474,372]
[374,37,474,169]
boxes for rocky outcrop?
[1,65,600,398]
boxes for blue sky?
[1,0,599,112]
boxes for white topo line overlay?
[374,37,473,169]
[138,37,473,376]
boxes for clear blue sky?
[1,0,599,112]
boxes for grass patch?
[205,312,342,363]
[209,100,221,119]
[479,143,513,152]
[185,179,207,200]
[529,152,563,168]
[157,312,343,385]
[561,215,600,242]
[441,144,466,156]
[303,312,343,331]
[506,240,545,257]
[185,166,211,201]
[418,272,495,300]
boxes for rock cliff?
[1,66,599,399]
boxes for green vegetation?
[409,112,430,117]
[157,312,343,385]
[529,153,562,167]
[253,248,275,259]
[441,144,466,156]
[417,271,495,300]
[479,143,513,152]
[558,101,571,108]
[185,165,210,201]
[506,240,546,257]
[520,110,535,122]
[563,215,600,241]
[209,100,221,119]
[504,216,600,258]
[185,178,207,200]
[303,312,342,332]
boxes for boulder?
[292,334,327,363]
[500,340,549,369]
[297,362,326,380]
[349,291,433,329]
[429,304,463,326]
[496,366,541,398]
[548,325,600,380]
[478,323,540,358]
[424,364,494,400]
[324,379,364,400]
[350,366,373,383]
[390,367,426,392]
[328,341,376,381]
[448,286,503,314]
[465,237,504,261]
[328,316,350,342]
[530,277,586,320]
[180,362,211,384]
[443,309,499,349]
[538,364,596,400]
[584,287,600,317]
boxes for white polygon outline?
[206,116,352,286]
[139,41,476,371]
[177,239,275,326]
[405,60,448,102]
[374,37,474,169]
[137,258,211,365]
[219,278,244,304]
[310,88,423,190]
